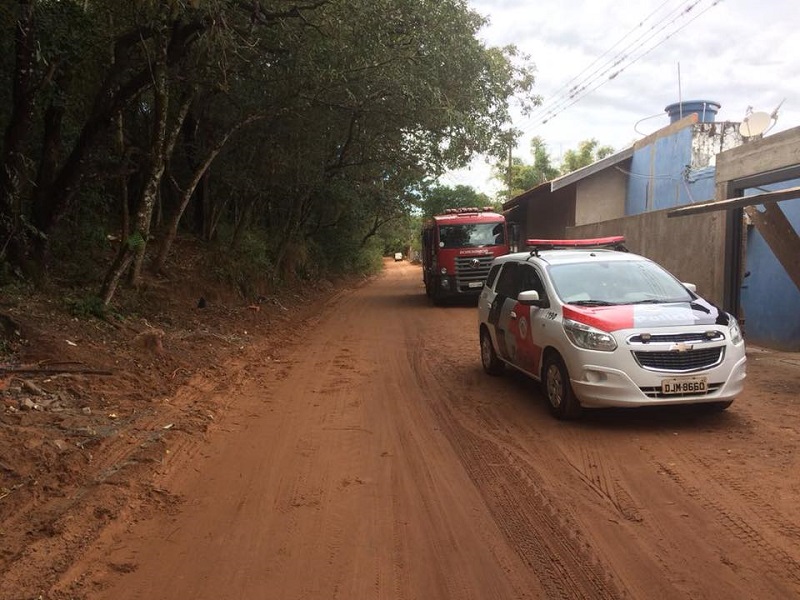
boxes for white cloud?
[443,0,800,195]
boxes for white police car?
[477,237,747,419]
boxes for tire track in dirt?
[0,361,247,598]
[406,330,625,600]
[559,442,643,524]
[652,448,800,589]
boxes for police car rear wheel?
[480,329,504,375]
[543,354,581,419]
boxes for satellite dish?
[739,111,771,137]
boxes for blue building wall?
[616,121,797,349]
[740,180,800,350]
[626,127,715,215]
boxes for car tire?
[480,328,504,375]
[542,354,582,419]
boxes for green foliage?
[64,294,109,319]
[0,0,541,302]
[205,226,275,299]
[493,136,561,201]
[311,216,383,277]
[494,137,617,201]
[417,184,492,221]
[378,211,417,256]
[127,231,146,250]
[559,139,616,175]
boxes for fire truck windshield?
[438,222,504,249]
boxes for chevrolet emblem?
[670,342,693,352]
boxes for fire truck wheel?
[480,328,504,375]
[542,354,582,419]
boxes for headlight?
[563,318,617,352]
[728,317,743,345]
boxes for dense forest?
[0,0,539,306]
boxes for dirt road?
[44,261,800,598]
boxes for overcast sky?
[440,0,800,195]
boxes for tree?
[492,137,616,201]
[417,184,493,221]
[559,138,615,175]
[492,136,560,201]
[0,0,541,307]
[530,136,560,183]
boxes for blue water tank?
[664,100,720,123]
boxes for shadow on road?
[483,363,750,434]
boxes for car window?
[486,264,501,289]
[519,264,546,298]
[548,258,693,304]
[438,222,505,248]
[495,262,519,297]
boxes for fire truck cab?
[421,207,511,304]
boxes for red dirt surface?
[2,259,800,599]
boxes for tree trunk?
[31,18,206,265]
[151,150,218,274]
[127,52,170,286]
[273,188,314,276]
[99,242,135,306]
[116,113,130,239]
[0,1,37,269]
[128,81,195,285]
[230,199,256,250]
[151,114,263,274]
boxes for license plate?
[468,281,484,288]
[661,376,707,395]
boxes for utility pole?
[507,138,513,199]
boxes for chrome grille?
[632,346,724,373]
[454,255,493,291]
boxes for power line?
[530,0,722,133]
[532,0,675,119]
[525,0,688,126]
[521,0,720,135]
[523,0,704,128]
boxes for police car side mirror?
[518,289,549,308]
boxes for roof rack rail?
[525,236,627,255]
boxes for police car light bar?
[525,236,626,250]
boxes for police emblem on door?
[518,317,528,340]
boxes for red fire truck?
[421,207,512,303]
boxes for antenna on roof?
[770,98,785,121]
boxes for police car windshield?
[438,222,504,248]
[548,259,693,305]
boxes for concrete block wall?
[566,207,727,306]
